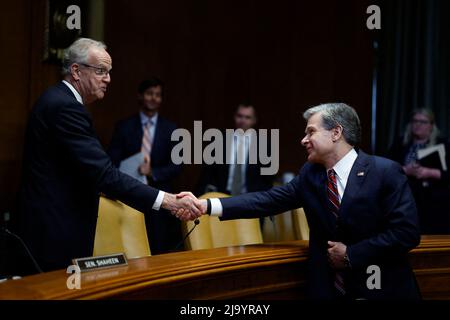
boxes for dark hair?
[235,103,256,115]
[138,77,164,94]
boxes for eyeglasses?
[79,63,111,77]
[411,119,431,125]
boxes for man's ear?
[332,125,343,142]
[71,64,81,81]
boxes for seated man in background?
[108,77,183,254]
[195,103,275,229]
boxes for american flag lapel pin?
[357,171,365,177]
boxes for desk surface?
[1,236,450,300]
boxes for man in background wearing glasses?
[17,38,201,273]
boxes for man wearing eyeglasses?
[17,38,201,273]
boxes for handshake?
[161,192,207,221]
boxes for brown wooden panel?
[0,0,60,215]
[0,237,449,300]
[0,241,309,300]
[0,0,375,214]
[98,0,375,191]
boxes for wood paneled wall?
[99,0,374,191]
[0,0,60,216]
[0,0,374,216]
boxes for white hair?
[61,38,107,76]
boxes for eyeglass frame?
[411,119,431,125]
[78,63,111,77]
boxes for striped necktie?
[327,169,346,296]
[231,135,245,195]
[141,121,152,155]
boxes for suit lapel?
[57,82,80,104]
[338,151,370,219]
[132,116,143,153]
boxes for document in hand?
[119,152,147,184]
[417,143,447,171]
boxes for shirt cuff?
[210,198,223,217]
[152,191,165,211]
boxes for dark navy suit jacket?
[195,159,275,196]
[219,151,421,299]
[107,114,182,254]
[19,82,159,272]
[195,133,275,196]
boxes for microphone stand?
[0,226,43,274]
[174,219,200,251]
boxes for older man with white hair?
[18,38,201,272]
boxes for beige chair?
[261,211,297,242]
[93,196,151,258]
[183,192,263,250]
[292,207,310,240]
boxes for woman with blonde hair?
[388,108,450,234]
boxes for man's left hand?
[139,155,152,177]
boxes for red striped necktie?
[141,121,152,155]
[327,169,346,296]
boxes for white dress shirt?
[226,133,252,194]
[330,148,358,201]
[62,80,83,104]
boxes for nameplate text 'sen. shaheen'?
[72,253,128,272]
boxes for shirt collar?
[62,80,83,104]
[332,148,358,181]
[233,129,254,137]
[140,111,158,126]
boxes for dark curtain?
[376,0,450,155]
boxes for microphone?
[174,219,200,251]
[1,226,43,274]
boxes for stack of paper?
[119,152,147,184]
[417,143,447,171]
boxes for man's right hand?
[177,193,207,213]
[174,193,207,220]
[161,192,203,221]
